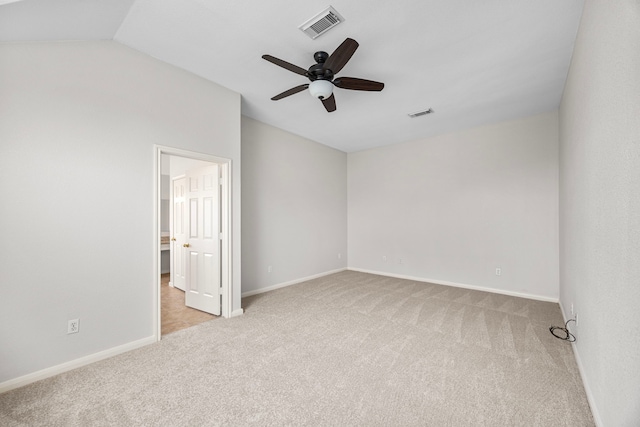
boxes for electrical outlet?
[267,266,272,273]
[67,319,79,334]
[495,267,502,276]
[382,255,387,262]
[398,258,403,265]
[337,253,341,259]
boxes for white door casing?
[170,176,187,291]
[155,145,233,341]
[184,164,221,315]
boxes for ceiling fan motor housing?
[308,52,334,82]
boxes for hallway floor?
[161,273,217,335]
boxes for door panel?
[189,198,198,237]
[203,197,214,238]
[189,251,199,291]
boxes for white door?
[184,164,221,315]
[171,177,187,291]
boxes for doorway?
[154,145,232,340]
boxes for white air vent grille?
[408,108,434,118]
[299,6,345,39]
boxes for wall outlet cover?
[67,319,79,334]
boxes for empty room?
[0,0,638,426]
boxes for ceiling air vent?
[299,6,345,39]
[408,108,434,118]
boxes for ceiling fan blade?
[321,94,336,112]
[262,54,308,76]
[323,38,359,74]
[333,77,384,91]
[271,84,309,100]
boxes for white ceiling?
[0,0,584,152]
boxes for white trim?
[231,308,244,317]
[559,302,602,427]
[153,147,161,340]
[156,145,231,165]
[241,268,347,297]
[0,336,156,394]
[220,162,232,318]
[0,1,26,6]
[346,267,559,303]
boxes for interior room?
[0,0,638,426]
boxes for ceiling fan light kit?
[262,37,385,113]
[309,79,334,99]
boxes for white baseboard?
[231,308,244,317]
[559,302,602,427]
[347,267,559,303]
[241,267,347,298]
[0,335,156,394]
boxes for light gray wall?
[348,111,559,300]
[241,117,347,294]
[559,0,640,425]
[0,41,241,383]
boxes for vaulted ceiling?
[0,0,584,152]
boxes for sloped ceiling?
[0,0,585,152]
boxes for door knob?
[183,243,190,248]
[171,237,176,241]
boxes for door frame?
[153,145,232,340]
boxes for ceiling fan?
[262,38,384,113]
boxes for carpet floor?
[0,271,594,426]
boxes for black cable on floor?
[549,318,576,342]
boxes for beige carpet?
[0,271,594,426]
